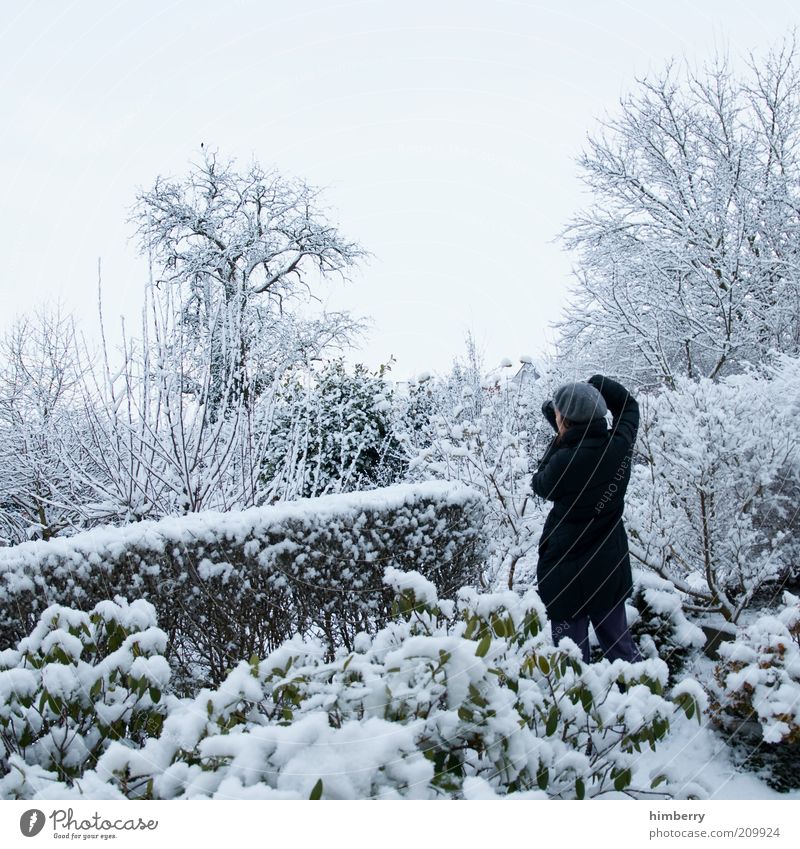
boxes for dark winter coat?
[532,375,639,621]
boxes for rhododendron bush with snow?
[0,570,708,800]
[709,591,800,746]
[705,592,800,792]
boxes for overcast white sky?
[1,0,798,379]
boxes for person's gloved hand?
[541,399,557,432]
[587,374,605,391]
[587,374,632,413]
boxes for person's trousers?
[550,601,643,663]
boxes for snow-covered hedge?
[1,570,707,800]
[0,483,485,686]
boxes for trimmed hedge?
[0,482,486,687]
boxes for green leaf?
[475,634,492,658]
[468,683,488,708]
[650,773,667,788]
[536,766,549,791]
[545,706,559,737]
[149,687,161,703]
[613,768,632,792]
[537,655,550,675]
[575,777,585,800]
[309,778,323,800]
[463,616,478,640]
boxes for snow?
[633,701,800,800]
[0,667,37,703]
[383,566,438,607]
[0,481,478,578]
[41,664,81,700]
[671,678,709,714]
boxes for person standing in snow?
[532,374,643,664]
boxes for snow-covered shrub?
[0,483,485,687]
[262,358,406,499]
[398,339,552,589]
[708,591,800,746]
[628,354,800,623]
[0,598,169,793]
[706,591,800,791]
[1,570,707,800]
[628,570,706,680]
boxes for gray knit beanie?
[552,381,607,423]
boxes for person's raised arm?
[531,439,568,501]
[587,374,639,448]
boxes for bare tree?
[129,148,369,415]
[0,152,370,533]
[0,307,90,542]
[558,37,800,386]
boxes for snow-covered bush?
[628,354,800,623]
[628,570,706,680]
[398,339,552,589]
[0,483,485,687]
[708,591,800,746]
[262,358,406,499]
[0,598,169,792]
[1,570,707,800]
[706,591,800,791]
